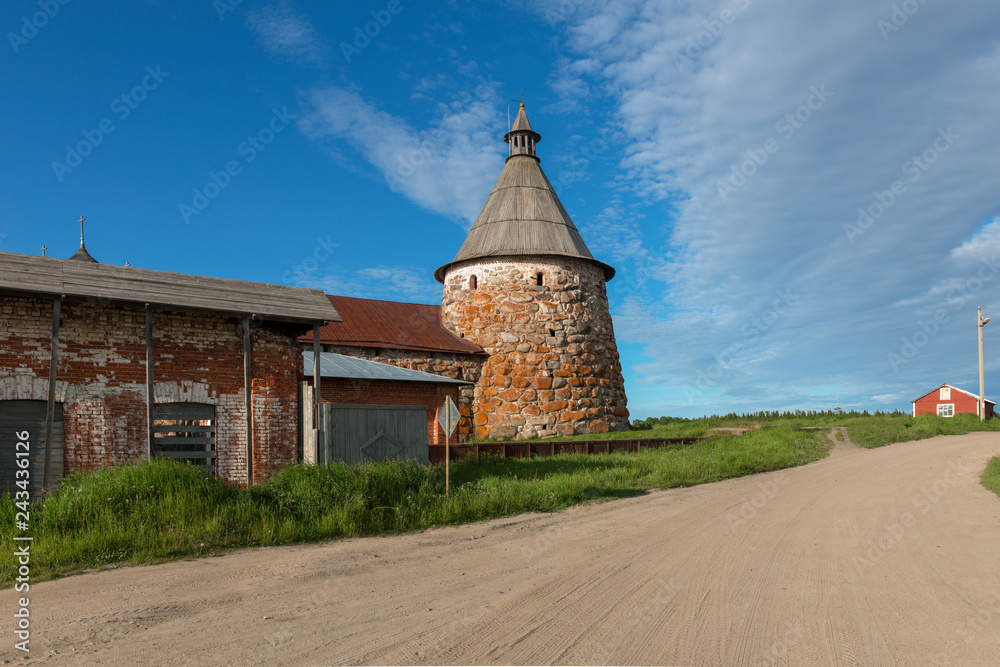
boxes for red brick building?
[301,351,471,465]
[0,248,339,492]
[911,384,995,418]
[301,295,486,441]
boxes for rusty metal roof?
[302,295,484,354]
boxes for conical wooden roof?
[434,106,614,282]
[508,104,536,134]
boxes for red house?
[911,384,995,418]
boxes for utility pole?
[979,307,990,421]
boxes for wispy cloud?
[531,0,1000,416]
[301,265,443,303]
[950,218,1000,264]
[298,82,505,226]
[246,2,327,64]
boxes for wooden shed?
[911,384,995,418]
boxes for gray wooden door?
[320,405,428,465]
[153,403,216,474]
[0,400,63,496]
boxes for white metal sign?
[437,396,459,496]
[437,396,459,437]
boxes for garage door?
[0,400,63,496]
[319,404,428,465]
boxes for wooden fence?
[428,437,704,464]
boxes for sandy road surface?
[3,431,1000,666]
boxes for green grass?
[611,411,1000,449]
[8,410,993,586]
[982,457,1000,499]
[0,428,827,586]
[471,410,920,443]
[843,413,1000,448]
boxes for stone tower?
[435,104,629,439]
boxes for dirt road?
[3,431,1000,666]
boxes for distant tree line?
[630,409,908,430]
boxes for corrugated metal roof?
[301,294,484,354]
[434,106,615,283]
[0,251,340,324]
[303,351,472,384]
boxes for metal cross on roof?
[41,245,47,257]
[69,214,98,263]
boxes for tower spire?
[68,215,98,263]
[434,103,614,284]
[503,101,541,162]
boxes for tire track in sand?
[2,430,999,665]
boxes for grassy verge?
[470,411,918,443]
[982,457,1000,499]
[844,413,1000,448]
[546,411,1000,449]
[0,428,826,586]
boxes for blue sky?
[3,0,1000,419]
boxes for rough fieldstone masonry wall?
[0,295,300,484]
[441,256,629,439]
[321,344,484,441]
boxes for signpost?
[437,396,459,496]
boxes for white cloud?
[246,2,327,64]
[298,84,506,226]
[294,264,443,303]
[950,218,1000,264]
[891,219,1000,311]
[532,0,1000,416]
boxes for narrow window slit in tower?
[470,275,477,290]
[536,272,543,286]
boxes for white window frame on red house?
[940,387,951,400]
[937,403,955,417]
